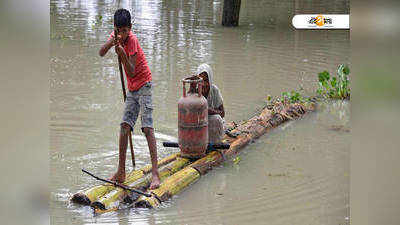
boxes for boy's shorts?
[121,82,153,131]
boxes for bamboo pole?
[135,167,201,208]
[130,156,191,190]
[190,151,224,175]
[91,156,190,210]
[70,170,143,206]
[140,153,179,174]
[70,185,114,206]
[71,153,179,205]
[90,170,145,210]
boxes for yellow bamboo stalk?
[141,153,179,174]
[190,151,224,175]
[94,207,118,214]
[70,170,143,206]
[135,167,201,208]
[91,156,190,210]
[90,170,145,210]
[71,153,179,205]
[132,156,191,189]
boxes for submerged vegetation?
[281,90,306,103]
[273,64,350,106]
[233,156,241,164]
[317,64,350,100]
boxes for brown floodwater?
[50,0,350,224]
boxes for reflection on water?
[50,0,349,224]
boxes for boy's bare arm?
[116,45,136,78]
[99,38,115,57]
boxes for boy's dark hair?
[114,8,132,27]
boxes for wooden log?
[221,102,314,159]
[71,153,179,205]
[222,0,241,27]
[91,156,190,210]
[135,167,201,208]
[222,134,251,158]
[269,113,286,127]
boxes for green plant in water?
[233,156,241,164]
[92,14,103,29]
[96,15,103,24]
[317,64,350,99]
[281,90,305,103]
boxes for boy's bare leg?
[142,127,160,189]
[109,123,130,183]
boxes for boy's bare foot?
[149,174,160,190]
[109,170,126,183]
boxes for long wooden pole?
[82,169,151,197]
[118,56,135,167]
[115,29,135,168]
[118,56,127,101]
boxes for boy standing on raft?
[196,64,225,143]
[99,9,160,189]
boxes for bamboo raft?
[71,100,315,214]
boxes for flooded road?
[50,0,350,224]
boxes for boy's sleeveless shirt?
[109,31,152,91]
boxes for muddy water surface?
[50,0,350,224]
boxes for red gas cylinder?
[178,77,208,159]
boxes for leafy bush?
[317,64,350,99]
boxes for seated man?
[196,64,225,144]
